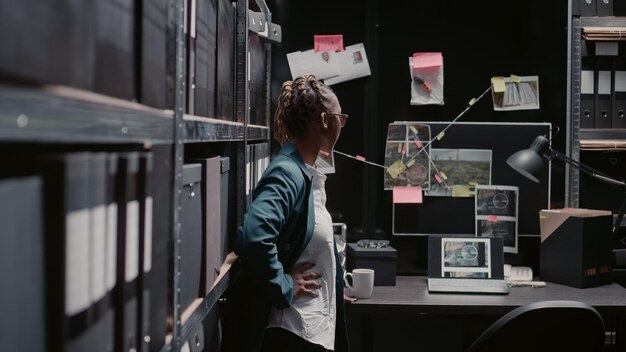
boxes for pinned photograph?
[384,123,431,190]
[491,75,540,111]
[425,149,492,197]
[475,185,519,253]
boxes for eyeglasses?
[325,112,349,127]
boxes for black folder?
[138,152,154,352]
[94,0,136,100]
[0,176,45,352]
[187,0,196,115]
[216,0,236,121]
[115,153,141,352]
[597,0,613,16]
[580,0,597,16]
[145,144,170,351]
[595,59,612,128]
[181,163,204,311]
[613,59,626,128]
[581,58,596,128]
[88,153,110,352]
[103,153,118,352]
[194,0,218,117]
[141,0,169,109]
[1,153,93,351]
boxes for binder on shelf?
[192,156,222,296]
[115,153,141,352]
[138,152,154,352]
[94,0,136,100]
[145,144,171,351]
[88,153,110,352]
[580,0,597,16]
[596,59,612,128]
[0,176,45,352]
[181,163,204,310]
[2,152,95,351]
[216,0,236,121]
[141,0,169,109]
[613,59,626,128]
[194,0,218,117]
[103,154,118,350]
[220,157,231,259]
[597,0,613,16]
[581,58,595,128]
[186,0,197,115]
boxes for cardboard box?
[347,243,397,286]
[539,208,613,288]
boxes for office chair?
[466,300,605,352]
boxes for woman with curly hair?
[226,74,351,352]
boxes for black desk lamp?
[506,135,626,235]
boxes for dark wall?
[268,0,568,242]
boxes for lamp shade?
[506,135,550,183]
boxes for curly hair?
[273,74,335,144]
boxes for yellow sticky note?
[397,143,402,153]
[451,185,472,197]
[539,211,550,220]
[510,74,522,83]
[406,159,416,168]
[386,160,406,179]
[491,76,506,93]
[440,171,448,180]
[468,181,478,186]
[436,132,445,141]
[409,125,418,134]
[468,98,477,106]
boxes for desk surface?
[349,276,626,316]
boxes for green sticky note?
[452,185,472,197]
[491,76,506,93]
[387,160,406,179]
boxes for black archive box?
[539,208,614,288]
[181,163,203,311]
[347,243,397,286]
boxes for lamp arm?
[550,149,626,235]
[549,150,626,189]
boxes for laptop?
[427,236,509,294]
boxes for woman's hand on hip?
[289,262,321,299]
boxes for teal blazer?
[227,142,349,352]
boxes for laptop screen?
[428,236,505,279]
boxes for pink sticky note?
[393,186,423,204]
[356,155,366,161]
[319,149,330,157]
[314,34,344,52]
[401,143,407,155]
[487,215,498,222]
[412,52,443,69]
[434,173,443,184]
[414,139,422,148]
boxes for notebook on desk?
[427,236,509,294]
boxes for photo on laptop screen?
[442,238,491,279]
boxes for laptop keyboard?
[428,278,510,294]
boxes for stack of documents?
[582,27,626,41]
[580,139,626,151]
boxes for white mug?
[344,268,375,299]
